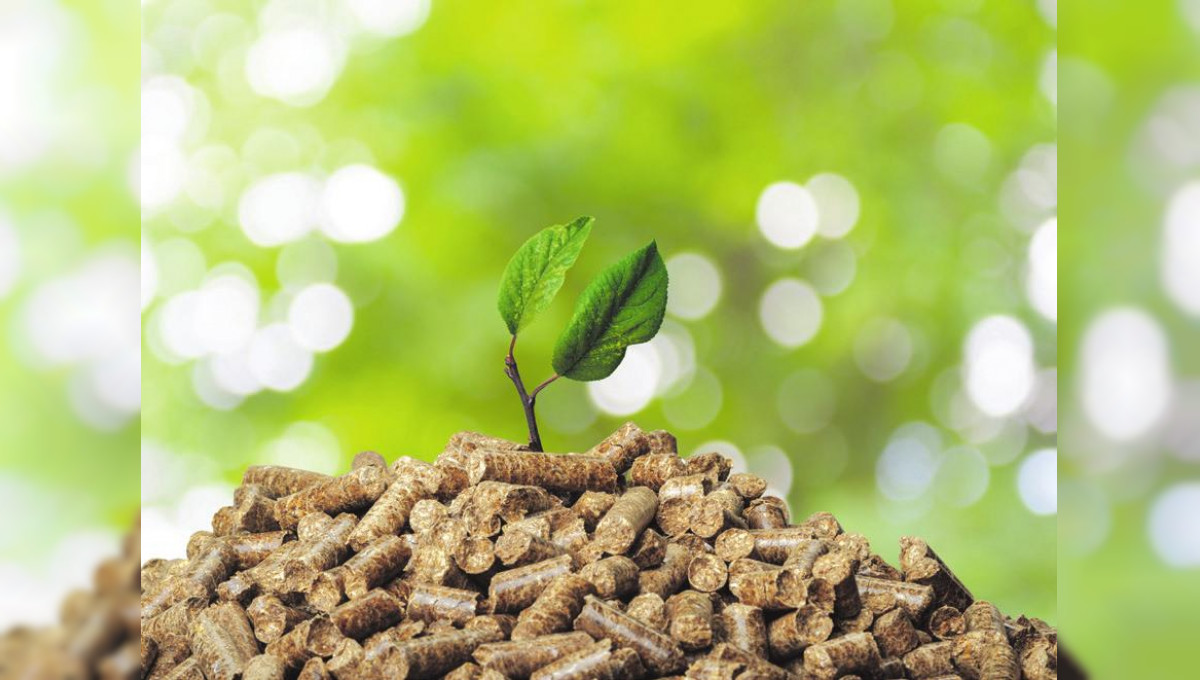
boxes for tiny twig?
[504,336,545,451]
[530,374,560,401]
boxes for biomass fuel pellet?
[115,423,1058,680]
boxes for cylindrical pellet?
[587,422,651,474]
[487,554,574,613]
[629,453,688,490]
[342,535,412,599]
[348,480,428,551]
[297,656,330,680]
[928,605,966,640]
[511,573,596,640]
[579,556,639,599]
[455,536,497,575]
[243,466,332,498]
[714,529,756,563]
[856,575,935,618]
[744,497,789,530]
[330,589,403,639]
[767,604,833,660]
[282,514,357,591]
[686,658,743,679]
[275,466,389,531]
[655,497,695,537]
[628,528,667,570]
[688,552,728,592]
[625,593,667,632]
[406,583,480,625]
[594,486,658,554]
[246,594,308,644]
[638,543,692,598]
[811,550,861,618]
[659,474,711,502]
[802,631,882,680]
[719,603,768,658]
[495,530,564,567]
[873,607,920,658]
[464,450,618,493]
[571,491,617,531]
[665,589,714,651]
[903,641,956,679]
[189,602,259,680]
[385,629,502,679]
[242,654,287,680]
[748,528,821,564]
[899,536,974,612]
[726,473,767,500]
[472,631,594,679]
[573,595,686,676]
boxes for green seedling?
[497,216,668,451]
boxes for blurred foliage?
[0,0,139,549]
[1061,0,1200,676]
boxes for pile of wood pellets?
[140,423,1059,680]
[0,519,141,679]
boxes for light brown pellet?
[656,497,696,537]
[638,543,692,599]
[406,583,480,625]
[347,480,428,551]
[767,604,833,660]
[802,631,881,680]
[297,656,330,680]
[687,552,728,593]
[472,631,594,678]
[726,473,767,500]
[587,422,652,474]
[856,575,935,618]
[629,453,689,490]
[928,605,966,640]
[330,589,403,639]
[274,466,389,531]
[487,554,574,613]
[903,641,956,678]
[625,592,668,632]
[409,499,450,534]
[189,602,259,680]
[718,603,768,658]
[594,486,658,554]
[873,607,921,658]
[511,573,596,640]
[899,536,974,612]
[242,654,287,680]
[629,528,668,569]
[744,497,789,530]
[659,474,712,502]
[386,629,502,679]
[571,491,617,531]
[246,594,308,644]
[464,450,618,493]
[666,589,715,651]
[580,555,640,599]
[495,529,565,567]
[573,595,686,676]
[342,535,413,599]
[811,549,861,618]
[685,452,732,485]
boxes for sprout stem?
[504,336,547,451]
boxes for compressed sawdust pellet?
[511,574,595,640]
[687,551,728,592]
[472,631,594,678]
[665,589,715,651]
[718,603,768,658]
[594,486,659,554]
[123,423,1057,680]
[766,603,833,660]
[579,555,640,599]
[574,595,686,676]
[487,554,574,613]
[406,583,480,625]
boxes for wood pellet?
[121,422,1058,680]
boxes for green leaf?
[497,216,594,334]
[552,240,668,381]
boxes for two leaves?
[497,217,668,382]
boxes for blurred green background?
[140,0,1058,640]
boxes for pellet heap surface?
[139,424,1060,680]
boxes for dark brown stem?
[504,335,545,451]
